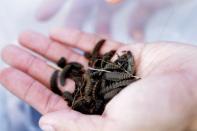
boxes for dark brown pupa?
[57,57,67,68]
[50,38,140,115]
[103,72,134,81]
[50,70,62,96]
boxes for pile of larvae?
[50,39,139,115]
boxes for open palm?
[1,28,197,131]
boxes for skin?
[1,28,197,131]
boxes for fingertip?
[0,68,5,81]
[18,31,31,44]
[1,45,10,61]
[19,31,52,55]
[1,45,16,62]
[0,67,14,83]
[35,9,51,22]
[49,27,62,38]
[36,0,66,22]
[19,31,39,46]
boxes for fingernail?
[40,125,55,131]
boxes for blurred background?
[0,0,197,130]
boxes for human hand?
[36,0,121,21]
[106,0,174,41]
[36,0,66,21]
[36,0,126,38]
[1,28,197,131]
[36,0,166,41]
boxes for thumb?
[39,110,106,131]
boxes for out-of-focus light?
[106,0,123,4]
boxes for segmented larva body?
[103,50,116,61]
[92,81,100,99]
[84,52,92,59]
[87,40,105,66]
[104,72,134,81]
[72,96,92,113]
[69,62,84,69]
[91,59,102,68]
[89,71,99,77]
[84,73,92,96]
[101,80,106,89]
[103,63,121,70]
[50,70,62,96]
[101,50,116,67]
[72,99,88,113]
[92,39,106,56]
[100,79,135,95]
[60,62,84,86]
[57,57,67,68]
[60,64,72,86]
[63,91,73,105]
[104,87,122,100]
[126,51,135,74]
[94,99,104,113]
[50,38,140,115]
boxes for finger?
[0,68,68,114]
[50,28,122,53]
[19,31,88,65]
[2,45,55,87]
[95,12,111,38]
[2,45,54,87]
[63,0,95,29]
[2,45,76,93]
[36,0,65,21]
[39,110,106,131]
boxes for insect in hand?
[63,91,73,106]
[103,72,135,81]
[100,79,136,95]
[50,39,140,115]
[57,57,67,68]
[50,70,62,96]
[103,87,122,101]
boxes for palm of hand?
[0,29,197,131]
[104,43,197,131]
